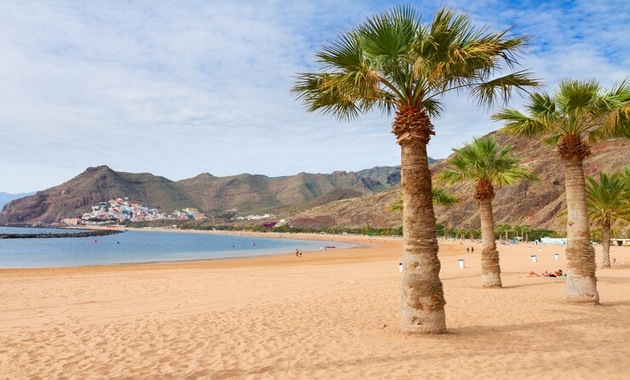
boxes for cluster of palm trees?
[493,224,532,241]
[292,5,629,334]
[442,224,533,242]
[441,226,479,240]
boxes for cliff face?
[290,132,629,230]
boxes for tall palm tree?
[586,171,630,268]
[437,137,537,287]
[494,78,630,303]
[292,5,537,333]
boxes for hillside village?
[61,197,275,226]
[60,198,201,225]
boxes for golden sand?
[1,232,629,379]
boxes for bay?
[0,227,352,268]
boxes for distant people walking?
[295,248,302,258]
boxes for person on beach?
[529,269,563,277]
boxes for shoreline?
[2,235,629,378]
[0,231,396,275]
[0,228,380,273]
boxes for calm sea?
[0,227,353,268]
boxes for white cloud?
[0,0,627,192]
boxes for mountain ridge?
[0,165,405,224]
[0,192,35,210]
[1,134,626,231]
[290,132,628,230]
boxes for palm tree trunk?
[400,139,447,334]
[479,198,502,287]
[601,225,611,269]
[563,158,599,303]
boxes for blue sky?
[0,0,628,193]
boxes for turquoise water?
[0,227,352,268]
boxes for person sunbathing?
[544,270,564,277]
[529,269,563,277]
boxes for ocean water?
[0,227,353,268]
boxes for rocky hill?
[0,192,34,210]
[289,132,629,231]
[0,165,402,224]
[0,167,195,224]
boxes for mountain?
[175,169,393,214]
[0,166,195,224]
[2,132,626,230]
[289,132,629,230]
[0,192,35,210]
[0,165,402,224]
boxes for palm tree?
[495,223,512,241]
[292,5,537,333]
[513,224,523,240]
[521,225,532,242]
[586,171,630,268]
[437,137,537,287]
[622,166,630,211]
[494,78,630,303]
[621,167,630,239]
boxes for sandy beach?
[1,232,629,379]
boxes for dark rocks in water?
[0,229,124,239]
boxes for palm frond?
[416,7,536,104]
[432,187,459,206]
[389,186,459,211]
[470,70,540,108]
[589,79,630,141]
[556,78,601,113]
[492,108,548,138]
[527,92,557,119]
[436,136,536,194]
[291,73,363,120]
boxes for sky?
[0,0,628,193]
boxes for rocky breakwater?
[0,229,124,239]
